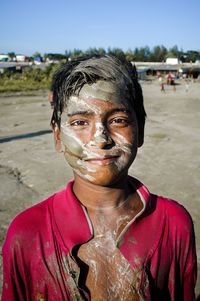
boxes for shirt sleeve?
[172,203,197,301]
[1,222,28,301]
[182,219,197,301]
[183,262,197,301]
[154,198,197,300]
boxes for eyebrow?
[111,108,131,114]
[67,108,131,117]
[67,110,93,117]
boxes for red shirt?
[1,177,197,300]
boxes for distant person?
[1,55,197,300]
[159,75,165,92]
[185,79,190,92]
[166,72,175,85]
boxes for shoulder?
[7,194,54,232]
[155,195,194,233]
[2,190,65,253]
[156,196,192,220]
[130,176,194,231]
[130,175,194,230]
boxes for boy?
[1,55,197,300]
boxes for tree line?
[1,45,199,93]
[7,45,200,63]
[65,46,200,62]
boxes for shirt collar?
[52,176,151,252]
[52,180,93,251]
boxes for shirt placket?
[63,252,90,300]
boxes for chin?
[79,168,128,187]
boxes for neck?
[72,174,132,211]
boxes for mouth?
[84,155,120,166]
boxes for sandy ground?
[0,80,200,297]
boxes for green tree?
[97,48,106,56]
[107,48,125,59]
[133,48,140,61]
[150,45,167,62]
[43,53,66,61]
[32,51,42,59]
[125,49,135,62]
[8,52,16,60]
[166,45,180,58]
[70,49,84,59]
[65,50,73,60]
[185,50,200,62]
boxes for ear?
[52,123,63,152]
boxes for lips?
[84,155,120,165]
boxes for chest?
[77,235,142,301]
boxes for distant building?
[149,65,179,76]
[0,54,10,62]
[16,54,30,62]
[137,68,150,80]
[179,65,200,79]
[165,58,180,65]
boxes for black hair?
[50,55,146,144]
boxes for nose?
[95,131,113,148]
[89,124,114,149]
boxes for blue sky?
[1,0,200,55]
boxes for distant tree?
[85,48,97,56]
[43,53,66,61]
[70,49,84,59]
[32,51,42,58]
[8,52,16,60]
[133,47,140,61]
[141,46,151,61]
[43,53,49,61]
[107,48,125,60]
[97,48,106,56]
[178,48,186,62]
[185,50,200,62]
[150,45,167,62]
[65,50,72,60]
[166,45,180,58]
[125,49,135,62]
[131,46,150,62]
[84,47,106,57]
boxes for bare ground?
[0,80,200,296]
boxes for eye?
[111,118,128,124]
[109,117,130,126]
[70,120,89,126]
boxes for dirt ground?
[0,79,200,297]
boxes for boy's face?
[58,81,139,186]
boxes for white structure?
[166,58,180,65]
[16,55,27,62]
[0,54,10,61]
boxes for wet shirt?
[1,177,197,301]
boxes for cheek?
[113,129,137,153]
[61,127,85,157]
[113,133,137,172]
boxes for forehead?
[65,80,131,113]
[79,81,126,102]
